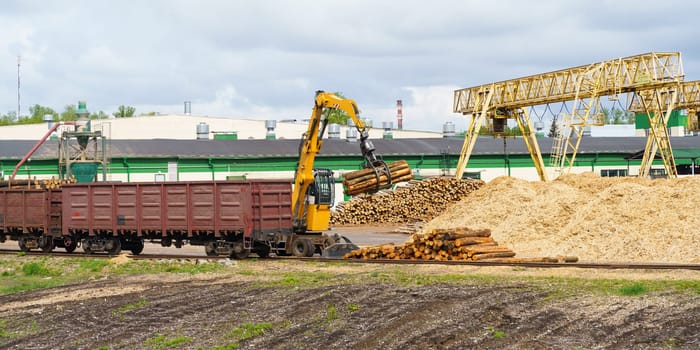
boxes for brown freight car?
[0,189,76,252]
[60,180,294,257]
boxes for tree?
[61,104,77,121]
[28,104,58,123]
[327,92,350,125]
[601,106,634,125]
[547,118,560,138]
[113,105,136,118]
[89,111,110,119]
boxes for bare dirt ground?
[1,259,699,350]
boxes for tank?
[265,120,276,140]
[196,122,209,140]
[184,101,192,115]
[328,123,341,139]
[382,121,393,139]
[443,122,456,138]
[534,121,545,137]
[346,128,357,142]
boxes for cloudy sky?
[2,0,699,131]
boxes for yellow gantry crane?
[630,80,700,177]
[453,52,684,180]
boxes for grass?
[2,256,700,300]
[211,322,273,350]
[346,303,360,312]
[112,299,149,316]
[143,333,192,349]
[326,303,339,321]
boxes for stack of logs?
[0,176,76,190]
[342,160,413,196]
[344,227,578,263]
[331,177,484,225]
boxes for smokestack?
[396,100,403,130]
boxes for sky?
[2,0,700,132]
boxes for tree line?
[0,104,141,126]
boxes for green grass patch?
[143,333,192,349]
[112,299,149,316]
[212,322,273,350]
[346,303,360,312]
[326,303,339,321]
[617,283,648,296]
[79,259,110,272]
[22,262,55,276]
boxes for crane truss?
[452,52,684,180]
[629,80,700,177]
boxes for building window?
[600,169,628,177]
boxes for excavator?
[286,90,396,257]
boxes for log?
[471,252,517,260]
[343,163,410,186]
[342,160,408,181]
[454,237,495,247]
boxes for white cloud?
[1,0,700,129]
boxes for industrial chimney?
[396,100,403,130]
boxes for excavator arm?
[291,90,391,233]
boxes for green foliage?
[22,262,52,276]
[486,326,505,339]
[601,106,633,125]
[144,333,192,349]
[112,299,149,316]
[617,283,648,296]
[213,322,273,350]
[27,104,57,124]
[326,92,350,125]
[326,303,339,321]
[61,104,77,121]
[346,303,360,312]
[79,259,110,272]
[548,118,560,138]
[113,105,136,118]
[16,252,26,257]
[89,111,110,119]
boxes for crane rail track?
[2,248,700,271]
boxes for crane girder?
[452,52,685,181]
[454,52,683,114]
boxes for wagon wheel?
[63,236,78,253]
[205,242,218,256]
[40,237,54,253]
[130,239,144,255]
[82,240,94,254]
[106,238,122,255]
[230,242,250,260]
[253,243,271,258]
[18,238,30,252]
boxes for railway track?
[2,248,700,271]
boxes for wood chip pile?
[342,160,414,196]
[331,177,485,225]
[344,226,578,262]
[422,173,700,263]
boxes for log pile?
[344,227,578,263]
[342,160,413,196]
[0,176,76,190]
[331,177,485,225]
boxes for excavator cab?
[310,168,334,206]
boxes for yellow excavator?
[287,90,395,257]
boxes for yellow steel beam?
[453,52,684,180]
[454,52,683,114]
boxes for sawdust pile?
[421,173,700,263]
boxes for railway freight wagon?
[61,180,294,257]
[0,188,75,252]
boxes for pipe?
[10,121,75,182]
